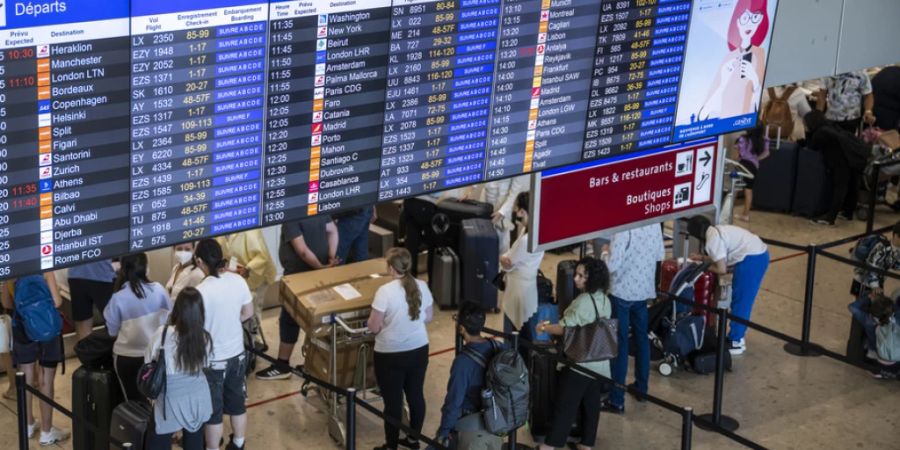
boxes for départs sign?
[531,140,719,251]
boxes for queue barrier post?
[866,161,879,235]
[16,372,28,450]
[784,244,821,357]
[346,388,357,450]
[681,407,693,450]
[697,308,739,432]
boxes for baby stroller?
[651,261,711,376]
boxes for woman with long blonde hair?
[367,247,435,450]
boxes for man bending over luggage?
[434,302,503,450]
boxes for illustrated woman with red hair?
[698,0,770,121]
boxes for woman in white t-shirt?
[367,247,434,450]
[193,239,254,450]
[687,216,769,356]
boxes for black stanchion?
[697,308,739,432]
[345,388,357,450]
[784,244,822,357]
[866,162,879,235]
[681,407,693,450]
[16,373,28,450]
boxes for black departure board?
[0,2,132,278]
[0,0,779,279]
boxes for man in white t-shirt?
[193,239,254,450]
[687,216,769,355]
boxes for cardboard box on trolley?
[280,259,390,389]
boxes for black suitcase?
[429,246,459,309]
[432,200,493,249]
[752,142,798,212]
[791,147,833,217]
[846,316,868,364]
[109,401,152,450]
[459,219,499,311]
[528,343,558,439]
[689,348,733,374]
[556,260,577,314]
[73,367,123,450]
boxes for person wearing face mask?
[499,192,545,353]
[166,242,205,300]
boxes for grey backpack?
[463,341,530,435]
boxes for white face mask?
[174,250,193,266]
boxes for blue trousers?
[609,296,649,407]
[728,251,770,342]
[336,207,373,264]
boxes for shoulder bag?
[137,326,168,400]
[562,294,618,363]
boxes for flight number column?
[583,0,690,160]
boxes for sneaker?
[225,434,245,450]
[728,339,746,355]
[255,364,291,380]
[27,422,38,439]
[398,436,420,449]
[599,399,624,414]
[810,217,835,226]
[866,349,879,360]
[871,369,898,380]
[39,427,70,446]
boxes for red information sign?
[533,141,719,249]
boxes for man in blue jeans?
[600,223,665,413]
[334,206,375,264]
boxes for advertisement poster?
[673,0,778,141]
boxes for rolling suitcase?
[691,270,718,329]
[459,219,499,311]
[109,400,152,450]
[846,316,868,364]
[555,260,577,314]
[72,367,123,450]
[791,147,833,217]
[752,142,798,212]
[429,246,459,309]
[433,200,493,249]
[658,259,680,294]
[528,343,558,439]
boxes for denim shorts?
[204,354,247,424]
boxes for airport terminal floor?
[1,202,899,450]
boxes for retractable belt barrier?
[14,372,136,450]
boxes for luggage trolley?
[300,313,378,447]
[719,158,755,225]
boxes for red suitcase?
[658,259,680,293]
[660,259,718,329]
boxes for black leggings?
[145,427,203,450]
[114,355,145,401]
[374,345,429,448]
[545,368,604,448]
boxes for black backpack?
[464,341,530,435]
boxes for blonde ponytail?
[386,247,422,320]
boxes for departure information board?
[0,0,779,279]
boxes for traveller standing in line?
[194,239,254,450]
[334,206,376,264]
[217,230,277,339]
[1,273,70,445]
[166,242,205,300]
[144,287,213,450]
[687,215,769,355]
[255,215,338,380]
[500,192,544,348]
[536,257,612,450]
[69,260,117,340]
[104,253,172,401]
[600,222,665,414]
[368,248,434,450]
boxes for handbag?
[492,272,506,291]
[137,326,168,400]
[562,294,618,363]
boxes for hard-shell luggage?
[691,270,718,328]
[791,147,833,217]
[430,246,460,309]
[658,259,680,295]
[459,219,499,311]
[433,200,493,249]
[555,260,577,314]
[753,142,798,212]
[73,367,123,450]
[108,400,152,450]
[690,346,733,374]
[846,315,869,364]
[528,343,558,439]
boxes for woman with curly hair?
[536,257,612,450]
